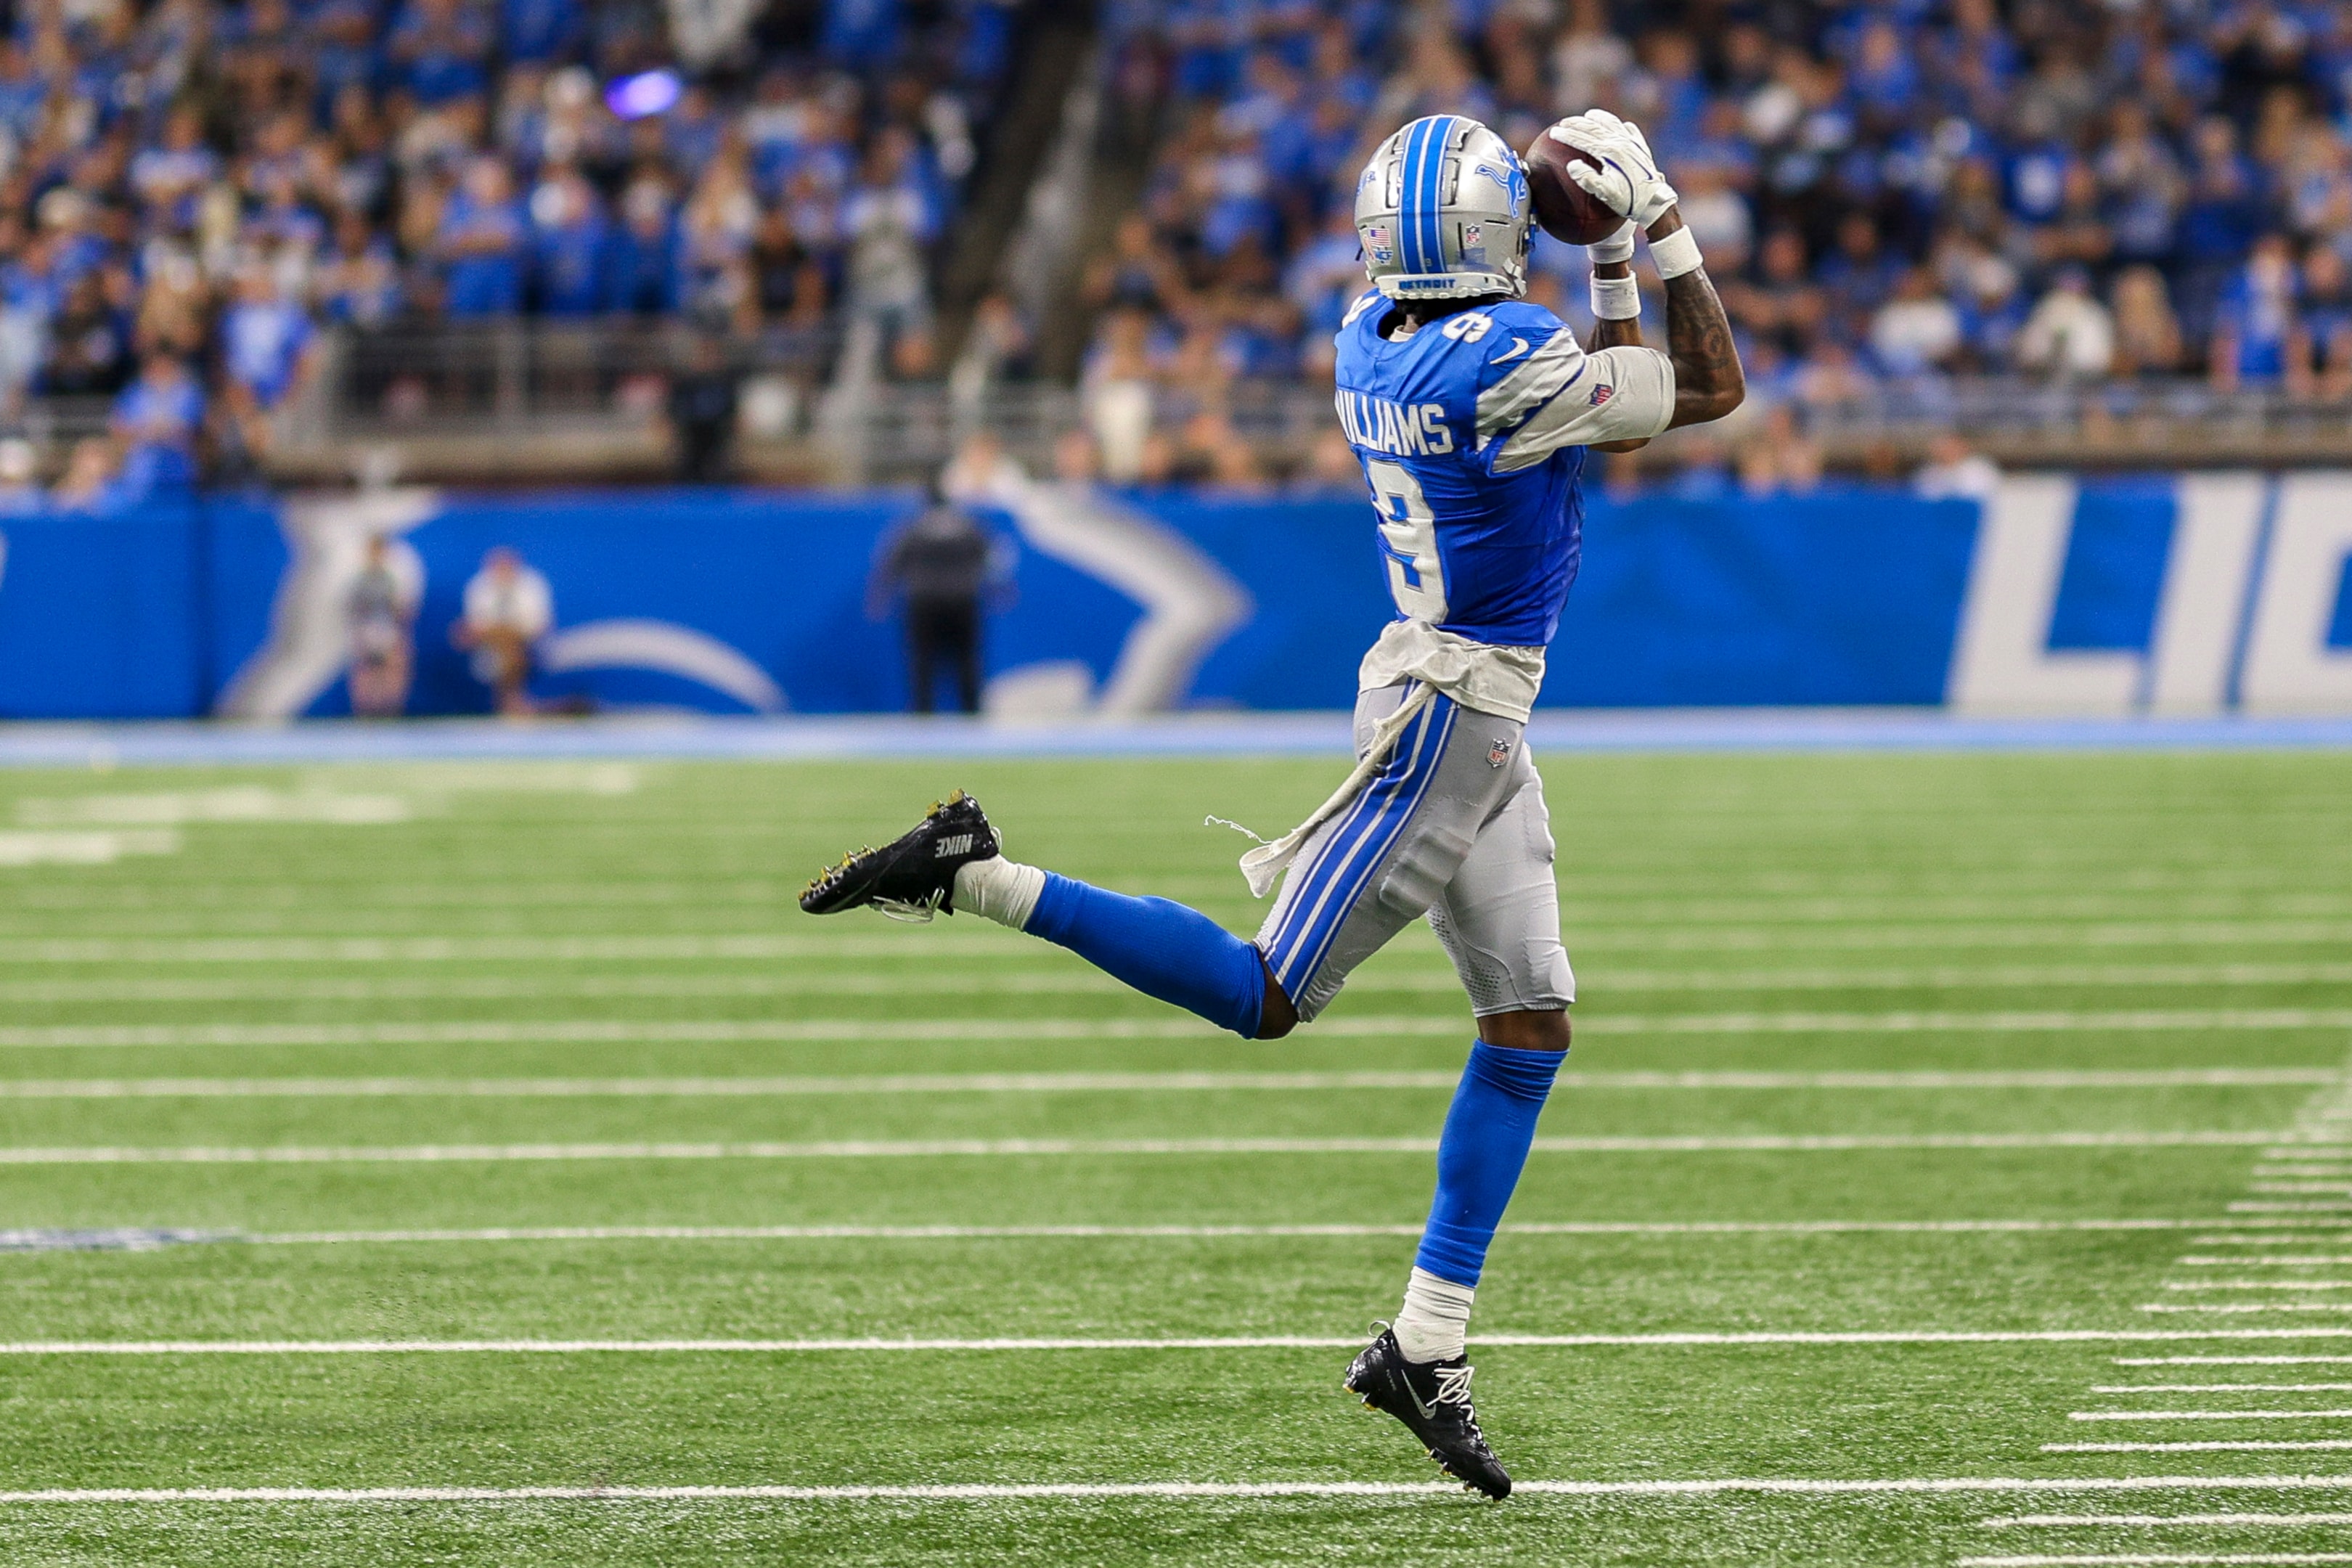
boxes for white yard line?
[2069,1411,2352,1423]
[1965,1557,2352,1567]
[1,1011,2347,1050]
[2163,1283,2352,1292]
[4,961,2345,1003]
[0,1132,2293,1165]
[227,1219,2352,1246]
[2117,1359,2352,1368]
[2046,1443,2352,1453]
[3,923,2351,964]
[2178,1261,2352,1267]
[2093,1387,2352,1394]
[1981,1514,2352,1527]
[2141,1307,2352,1316]
[0,1069,2331,1100]
[15,1328,2352,1354]
[0,1477,2350,1504]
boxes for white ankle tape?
[1393,1267,1475,1364]
[952,857,1045,930]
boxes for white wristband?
[1586,221,1635,266]
[1649,224,1703,279]
[1589,273,1641,321]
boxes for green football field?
[1,747,2350,1565]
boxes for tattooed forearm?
[1651,215,1746,428]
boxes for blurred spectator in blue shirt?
[221,267,317,457]
[2210,232,2298,388]
[500,0,579,62]
[388,0,492,106]
[2289,242,2352,399]
[317,211,405,328]
[527,163,608,314]
[110,353,203,489]
[438,158,527,317]
[603,167,681,314]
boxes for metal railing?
[319,319,840,436]
[23,348,2344,487]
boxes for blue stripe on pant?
[1262,695,1458,1002]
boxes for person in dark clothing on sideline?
[666,335,740,482]
[867,478,1007,714]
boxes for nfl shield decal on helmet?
[1461,222,1486,264]
[1366,224,1393,264]
[1488,737,1512,769]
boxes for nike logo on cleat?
[934,834,975,857]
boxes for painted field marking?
[2163,1283,2352,1292]
[2118,1360,2352,1368]
[0,1476,2350,1504]
[2046,1444,2352,1454]
[1982,1513,2352,1527]
[1963,1556,2352,1568]
[2069,1411,2352,1423]
[2178,1261,2352,1267]
[16,1328,2352,1355]
[5,960,2345,1005]
[2250,1186,2352,1196]
[0,1069,2331,1101]
[2142,1307,2352,1317]
[1985,1514,2352,1523]
[214,1219,2352,1246]
[4,922,2352,964]
[0,1131,2295,1165]
[2234,1206,2352,1214]
[2092,1387,2352,1395]
[0,1010,2347,1050]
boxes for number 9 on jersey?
[1365,458,1448,622]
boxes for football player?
[803,110,1745,1498]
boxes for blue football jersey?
[1334,290,1641,649]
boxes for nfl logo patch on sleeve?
[1588,383,1614,406]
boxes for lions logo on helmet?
[1355,115,1532,302]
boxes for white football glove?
[1546,110,1679,231]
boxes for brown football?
[1524,130,1625,246]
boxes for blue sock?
[1024,872,1267,1038]
[1414,1041,1567,1286]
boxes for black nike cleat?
[799,791,1001,922]
[1344,1324,1512,1499]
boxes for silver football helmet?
[1355,115,1532,301]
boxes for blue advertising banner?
[3,471,2348,720]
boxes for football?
[1524,128,1625,246]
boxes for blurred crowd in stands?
[8,0,2352,507]
[0,0,1008,507]
[1072,0,2352,486]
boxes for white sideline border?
[0,1131,2301,1164]
[1,1010,2348,1049]
[5,920,2352,964]
[17,1328,2352,1355]
[229,1217,2352,1246]
[1959,1556,2352,1567]
[1980,1514,2352,1527]
[0,1069,2335,1099]
[3,1476,2352,1504]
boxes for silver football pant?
[1252,683,1576,1024]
